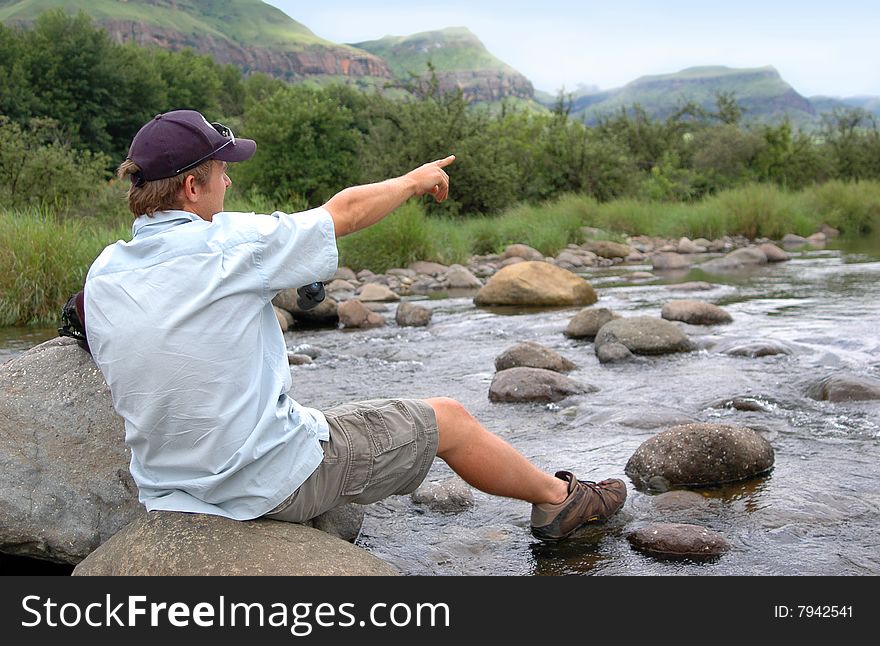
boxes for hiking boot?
[530,471,627,541]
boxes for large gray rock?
[700,246,768,272]
[625,423,775,491]
[594,316,693,357]
[0,338,142,564]
[272,289,339,326]
[444,264,483,289]
[411,476,474,512]
[357,283,400,302]
[474,261,597,307]
[651,252,690,271]
[628,523,730,560]
[500,243,543,261]
[717,340,793,357]
[564,307,618,340]
[395,302,432,327]
[806,373,880,402]
[338,299,385,328]
[584,240,632,259]
[73,512,396,576]
[661,300,732,325]
[494,341,576,373]
[758,242,790,262]
[489,367,596,403]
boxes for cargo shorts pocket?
[335,401,418,497]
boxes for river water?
[2,237,878,575]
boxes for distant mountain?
[0,0,392,82]
[809,95,880,120]
[353,27,534,104]
[556,66,819,126]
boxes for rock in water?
[625,423,774,491]
[628,523,730,560]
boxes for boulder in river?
[338,299,385,328]
[564,307,618,340]
[625,423,774,491]
[661,300,732,325]
[395,302,432,327]
[73,512,395,576]
[411,476,474,512]
[494,341,576,372]
[489,367,596,403]
[628,523,730,561]
[474,261,597,307]
[700,246,768,272]
[806,373,880,402]
[594,316,693,358]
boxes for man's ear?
[180,173,199,204]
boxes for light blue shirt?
[85,208,338,519]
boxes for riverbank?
[1,180,878,326]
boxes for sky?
[265,0,880,98]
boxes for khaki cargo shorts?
[265,399,439,523]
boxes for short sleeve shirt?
[85,208,338,519]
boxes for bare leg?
[426,397,568,505]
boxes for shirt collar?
[132,210,202,239]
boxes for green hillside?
[354,26,516,77]
[0,0,342,51]
[565,66,817,126]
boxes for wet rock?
[395,302,432,327]
[676,237,707,254]
[291,344,321,359]
[287,353,313,365]
[628,523,730,560]
[408,261,449,276]
[564,307,618,340]
[444,264,483,288]
[411,477,474,512]
[661,300,733,325]
[500,243,543,261]
[489,367,596,403]
[308,503,365,543]
[409,277,446,294]
[0,338,142,564]
[357,283,400,302]
[594,316,694,357]
[625,423,775,490]
[474,261,597,307]
[758,242,790,262]
[272,290,339,326]
[708,396,773,412]
[494,341,576,373]
[701,247,768,271]
[596,342,635,364]
[73,512,396,576]
[651,252,690,270]
[584,240,632,259]
[718,340,793,357]
[337,300,385,328]
[781,233,809,248]
[275,305,294,332]
[806,373,880,402]
[820,224,840,238]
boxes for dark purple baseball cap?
[127,110,256,184]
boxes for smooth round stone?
[628,523,730,560]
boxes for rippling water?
[3,238,878,575]
[286,239,880,575]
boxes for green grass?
[0,207,130,325]
[4,180,879,326]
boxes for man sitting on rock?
[84,110,626,542]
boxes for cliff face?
[101,20,392,81]
[434,70,534,103]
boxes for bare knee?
[425,397,477,457]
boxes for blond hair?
[116,159,214,217]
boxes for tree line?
[2,9,880,217]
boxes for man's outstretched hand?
[407,155,456,202]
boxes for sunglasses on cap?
[173,122,236,176]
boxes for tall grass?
[4,180,879,326]
[0,208,131,325]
